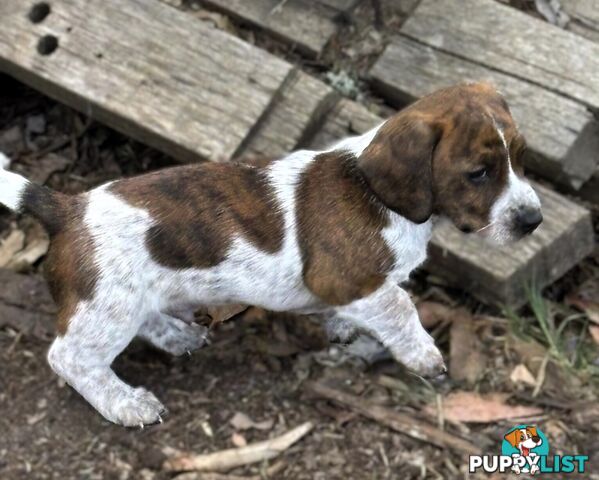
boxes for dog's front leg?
[333,282,446,377]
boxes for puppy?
[0,82,542,426]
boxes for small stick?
[164,423,313,472]
[306,381,481,456]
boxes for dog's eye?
[467,167,488,184]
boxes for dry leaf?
[449,309,486,384]
[589,325,599,346]
[0,230,26,267]
[229,412,274,431]
[206,304,247,325]
[566,278,599,325]
[6,236,50,271]
[416,301,454,329]
[510,364,537,387]
[231,432,247,448]
[427,391,543,424]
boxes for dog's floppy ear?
[358,113,441,224]
[527,426,538,437]
[504,429,520,448]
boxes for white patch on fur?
[486,123,541,245]
[0,153,29,211]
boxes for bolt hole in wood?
[28,2,51,23]
[37,35,58,55]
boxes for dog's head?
[504,426,543,451]
[358,82,542,245]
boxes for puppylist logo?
[469,425,589,475]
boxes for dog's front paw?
[393,341,446,378]
[107,387,167,427]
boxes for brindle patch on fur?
[43,195,99,335]
[359,82,520,232]
[109,163,284,269]
[296,151,394,305]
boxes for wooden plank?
[579,167,599,205]
[242,70,339,158]
[400,0,599,110]
[309,100,594,307]
[310,98,383,150]
[563,0,599,43]
[369,37,599,190]
[199,0,357,58]
[0,0,293,163]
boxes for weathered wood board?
[242,70,339,158]
[0,0,293,163]
[369,37,599,190]
[310,100,594,307]
[400,0,599,110]
[562,0,599,43]
[199,0,358,58]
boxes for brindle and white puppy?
[0,83,542,426]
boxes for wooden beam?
[0,0,293,163]
[309,100,594,307]
[369,38,599,190]
[242,70,339,159]
[199,0,358,58]
[400,0,599,109]
[562,0,599,43]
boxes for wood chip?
[163,422,312,472]
[230,412,274,431]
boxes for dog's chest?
[382,214,432,283]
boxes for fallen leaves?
[426,391,543,424]
[448,308,486,384]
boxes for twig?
[305,381,481,456]
[371,0,384,29]
[173,460,286,480]
[163,423,312,472]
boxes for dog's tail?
[0,152,68,236]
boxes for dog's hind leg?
[48,304,166,427]
[138,313,208,356]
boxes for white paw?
[108,388,167,427]
[164,323,208,356]
[393,340,446,378]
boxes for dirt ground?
[1,2,599,479]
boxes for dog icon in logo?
[504,426,544,475]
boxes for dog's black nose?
[515,207,543,235]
